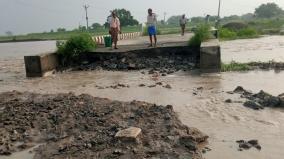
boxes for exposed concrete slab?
[200,39,221,72]
[115,127,142,142]
[24,53,58,77]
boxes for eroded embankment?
[0,91,208,159]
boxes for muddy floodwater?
[0,36,284,159]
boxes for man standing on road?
[179,14,187,36]
[109,11,121,49]
[147,8,157,47]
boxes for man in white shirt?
[179,14,187,36]
[147,8,157,47]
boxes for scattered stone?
[236,140,262,151]
[163,84,172,89]
[115,127,142,141]
[138,84,146,87]
[225,99,232,103]
[234,86,246,93]
[148,84,156,88]
[243,101,264,110]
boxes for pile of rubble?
[0,91,208,159]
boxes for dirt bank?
[0,91,208,159]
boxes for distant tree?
[113,9,139,26]
[241,13,255,20]
[57,28,66,32]
[255,3,283,18]
[79,26,87,31]
[167,15,182,25]
[5,31,13,36]
[191,17,205,24]
[91,23,102,30]
[50,29,54,33]
[222,15,241,22]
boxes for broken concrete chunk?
[115,127,142,141]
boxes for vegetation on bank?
[221,60,284,72]
[188,24,211,47]
[56,34,96,66]
[221,61,251,72]
[219,27,259,40]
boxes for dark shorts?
[148,26,157,36]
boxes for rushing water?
[0,36,284,159]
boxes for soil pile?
[0,91,208,159]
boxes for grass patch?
[56,33,96,66]
[221,61,251,72]
[219,27,258,40]
[188,24,211,47]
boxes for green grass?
[221,61,251,72]
[219,27,259,40]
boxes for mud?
[0,91,208,159]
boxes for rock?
[138,84,146,87]
[243,101,264,110]
[239,142,251,149]
[128,63,136,69]
[187,127,209,143]
[248,140,258,146]
[156,82,163,86]
[179,136,197,151]
[197,87,203,90]
[255,144,262,150]
[163,84,172,89]
[148,84,156,88]
[225,99,232,103]
[279,93,284,107]
[115,127,142,141]
[234,86,246,93]
[113,149,124,155]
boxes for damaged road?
[0,91,208,159]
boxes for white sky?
[0,0,283,35]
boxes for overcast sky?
[0,0,284,35]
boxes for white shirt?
[180,18,187,25]
[147,14,157,26]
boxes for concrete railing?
[93,32,142,45]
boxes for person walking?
[147,8,157,47]
[109,11,121,49]
[179,14,187,36]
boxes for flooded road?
[0,36,284,159]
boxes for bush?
[219,28,237,39]
[57,33,96,66]
[188,24,210,47]
[237,28,258,38]
[142,26,161,36]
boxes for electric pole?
[83,4,90,31]
[163,12,167,24]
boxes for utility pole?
[163,12,167,24]
[83,4,90,31]
[217,0,221,26]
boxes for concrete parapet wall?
[200,39,221,72]
[24,53,59,77]
[93,32,142,45]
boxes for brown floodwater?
[1,36,284,159]
[0,70,284,159]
